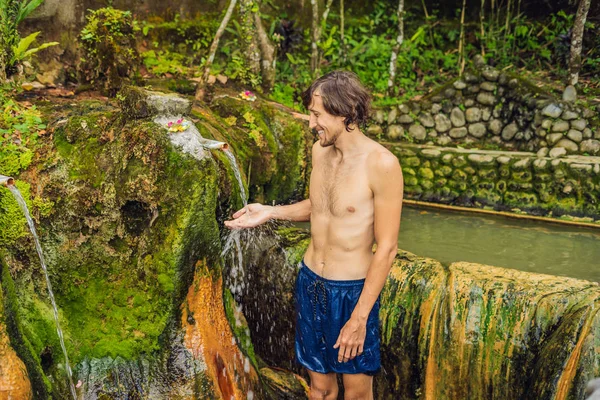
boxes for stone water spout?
[0,174,14,186]
[199,138,229,151]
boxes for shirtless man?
[224,70,403,399]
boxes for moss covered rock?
[0,89,313,397]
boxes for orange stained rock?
[182,259,258,400]
[0,315,32,400]
[555,300,600,400]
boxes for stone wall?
[370,56,599,158]
[388,142,600,221]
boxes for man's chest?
[309,161,373,218]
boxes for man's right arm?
[224,199,311,229]
[270,199,311,222]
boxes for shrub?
[79,7,140,95]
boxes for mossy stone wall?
[390,142,600,221]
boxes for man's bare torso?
[303,137,392,280]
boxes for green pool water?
[293,205,600,282]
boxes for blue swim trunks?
[294,259,381,376]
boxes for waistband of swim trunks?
[299,259,366,287]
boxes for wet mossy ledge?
[0,87,311,398]
[389,143,600,223]
[239,227,600,400]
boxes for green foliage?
[0,0,53,77]
[0,180,30,246]
[242,111,266,148]
[0,91,46,176]
[142,13,218,56]
[270,82,297,109]
[79,7,140,94]
[481,10,576,74]
[141,50,187,76]
[265,1,600,108]
[10,31,58,66]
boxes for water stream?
[7,185,77,400]
[223,148,247,208]
[220,150,248,300]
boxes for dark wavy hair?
[302,70,371,132]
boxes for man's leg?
[342,373,373,400]
[307,369,338,400]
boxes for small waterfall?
[7,185,77,400]
[222,149,247,207]
[220,147,248,300]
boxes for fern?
[11,31,58,64]
[0,0,48,77]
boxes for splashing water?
[8,185,77,400]
[218,141,251,302]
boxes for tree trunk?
[340,0,345,63]
[239,0,261,81]
[309,0,320,73]
[253,10,276,91]
[421,0,435,46]
[458,0,467,75]
[309,0,334,76]
[504,0,512,52]
[387,0,405,95]
[480,0,486,56]
[569,0,591,85]
[196,0,238,100]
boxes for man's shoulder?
[365,143,402,191]
[366,143,400,170]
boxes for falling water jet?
[2,177,77,400]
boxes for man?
[224,70,403,399]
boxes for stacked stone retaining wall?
[389,142,600,221]
[370,56,599,158]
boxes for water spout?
[199,138,229,151]
[0,174,14,186]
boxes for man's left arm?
[334,151,404,362]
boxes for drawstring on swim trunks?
[307,278,327,321]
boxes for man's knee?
[309,384,338,400]
[342,374,373,400]
[343,387,371,400]
[308,371,338,400]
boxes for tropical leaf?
[11,31,58,63]
[19,41,58,60]
[16,0,44,25]
[13,31,40,57]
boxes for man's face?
[308,91,346,147]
